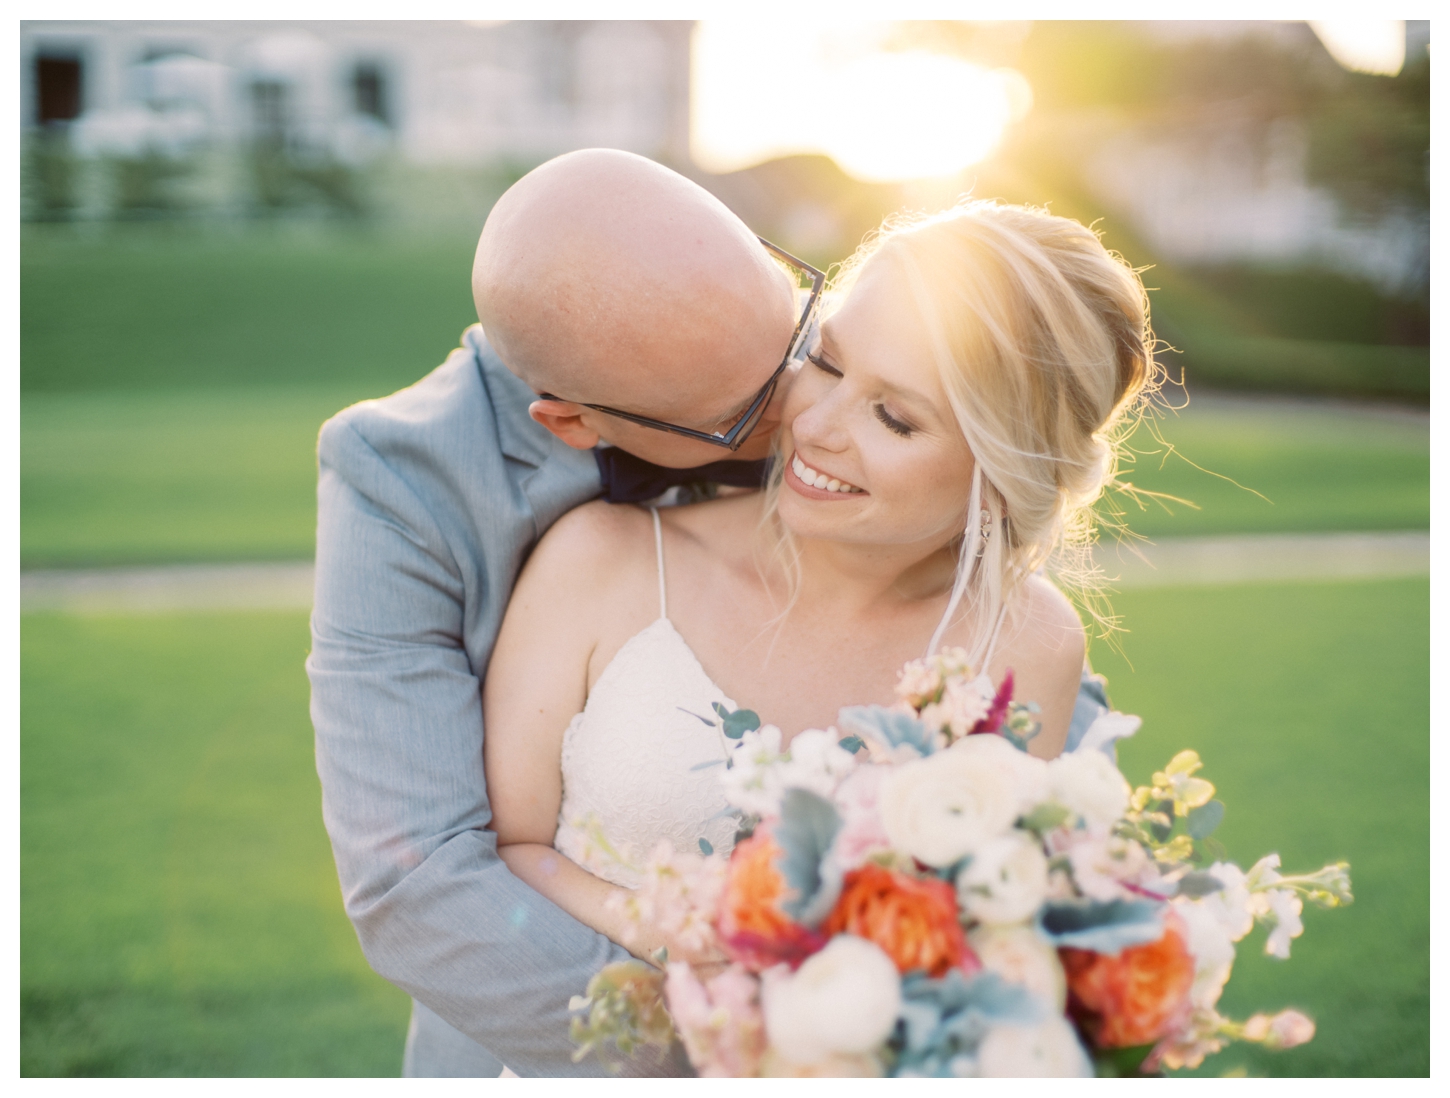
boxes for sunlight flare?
[691,21,1030,183]
[1309,20,1407,76]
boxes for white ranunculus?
[761,936,902,1066]
[969,924,1067,1010]
[776,728,858,800]
[721,725,787,817]
[1046,750,1130,830]
[1172,896,1236,1010]
[881,735,1044,867]
[957,832,1050,925]
[977,1015,1093,1078]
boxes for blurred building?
[20,18,1428,302]
[20,20,690,218]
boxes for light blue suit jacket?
[308,324,1113,1076]
[309,325,685,1076]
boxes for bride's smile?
[785,452,865,495]
[776,257,979,557]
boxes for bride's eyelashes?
[806,350,842,378]
[808,351,916,438]
[874,404,914,438]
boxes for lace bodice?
[552,512,741,888]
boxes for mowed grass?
[1112,397,1428,539]
[20,225,1430,567]
[1092,578,1428,1077]
[20,612,411,1076]
[21,225,478,394]
[22,387,378,567]
[19,388,1431,568]
[20,579,1428,1076]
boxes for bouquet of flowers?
[569,650,1352,1077]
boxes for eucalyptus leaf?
[1187,799,1226,839]
[698,838,714,855]
[1174,870,1224,898]
[838,734,866,754]
[722,708,762,738]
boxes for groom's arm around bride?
[306,150,799,1076]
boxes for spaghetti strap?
[649,507,668,620]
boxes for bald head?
[473,149,796,430]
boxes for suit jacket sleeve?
[306,342,681,1077]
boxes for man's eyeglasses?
[539,238,825,452]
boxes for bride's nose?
[788,380,851,454]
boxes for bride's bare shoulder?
[519,499,657,596]
[1014,573,1087,660]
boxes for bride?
[484,200,1153,979]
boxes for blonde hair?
[760,199,1159,662]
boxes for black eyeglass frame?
[539,237,826,452]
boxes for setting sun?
[691,21,1030,183]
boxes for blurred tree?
[1305,54,1429,218]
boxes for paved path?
[18,531,1429,614]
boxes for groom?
[307,149,810,1076]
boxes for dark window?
[352,62,388,125]
[36,54,82,124]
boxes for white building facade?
[21,20,691,218]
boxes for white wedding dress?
[552,508,743,886]
[549,508,1011,888]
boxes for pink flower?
[609,841,727,958]
[830,765,894,870]
[664,962,767,1077]
[1051,829,1168,903]
[1244,1009,1315,1049]
[921,675,993,741]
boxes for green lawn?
[19,385,1430,568]
[20,612,411,1076]
[21,225,478,394]
[20,578,1428,1076]
[19,224,1431,568]
[1094,578,1429,1077]
[1111,397,1428,539]
[21,387,375,567]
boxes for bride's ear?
[528,399,601,451]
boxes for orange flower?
[718,832,824,971]
[1060,913,1195,1049]
[822,863,977,978]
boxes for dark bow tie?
[594,447,773,504]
